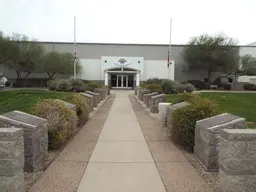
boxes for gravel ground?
[178,146,219,188]
[24,151,60,192]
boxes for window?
[228,78,233,83]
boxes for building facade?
[1,42,256,87]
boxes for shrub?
[161,79,178,94]
[56,79,72,92]
[65,93,90,126]
[86,82,100,91]
[47,80,57,90]
[171,92,199,105]
[187,80,207,90]
[142,83,162,93]
[183,83,196,92]
[243,83,256,90]
[171,96,219,152]
[82,79,91,84]
[144,78,162,84]
[68,79,87,92]
[31,99,78,149]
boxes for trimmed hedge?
[171,94,219,151]
[31,99,78,149]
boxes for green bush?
[161,79,177,94]
[171,92,199,105]
[65,93,89,126]
[56,79,72,92]
[47,80,57,90]
[68,79,87,92]
[243,83,256,90]
[144,78,162,84]
[86,82,100,91]
[171,96,219,151]
[142,83,162,93]
[31,99,78,149]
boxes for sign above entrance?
[113,58,131,66]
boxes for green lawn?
[166,92,256,123]
[0,89,70,114]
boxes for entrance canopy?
[104,67,141,74]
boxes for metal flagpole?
[74,16,77,80]
[168,18,172,80]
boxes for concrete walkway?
[77,91,166,192]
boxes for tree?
[239,54,256,75]
[3,33,45,80]
[182,34,240,86]
[42,51,82,79]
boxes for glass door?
[117,75,122,87]
[122,75,128,87]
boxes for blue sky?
[0,0,255,45]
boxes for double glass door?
[117,75,128,88]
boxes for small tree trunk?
[46,72,55,80]
[207,66,212,89]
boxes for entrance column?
[104,71,108,86]
[136,71,140,86]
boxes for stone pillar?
[157,102,171,126]
[136,72,140,86]
[0,128,25,192]
[194,113,247,172]
[79,93,94,112]
[150,94,166,113]
[0,111,48,172]
[104,71,108,86]
[144,92,158,107]
[218,129,256,192]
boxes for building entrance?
[111,74,134,89]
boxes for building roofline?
[38,41,256,48]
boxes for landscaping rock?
[94,88,105,101]
[86,91,100,107]
[139,89,150,101]
[79,92,94,112]
[218,129,256,192]
[144,92,158,108]
[157,102,171,126]
[150,94,166,113]
[134,87,142,95]
[0,128,25,192]
[0,111,48,172]
[55,99,76,111]
[166,101,189,128]
[194,113,247,172]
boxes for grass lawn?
[0,89,70,114]
[166,92,256,124]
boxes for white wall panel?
[78,59,101,80]
[143,60,175,81]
